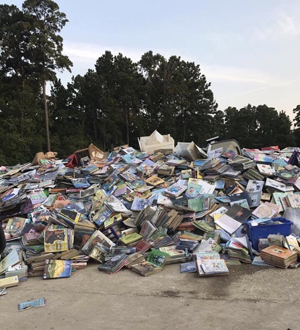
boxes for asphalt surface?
[1,263,299,330]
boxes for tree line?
[0,0,299,165]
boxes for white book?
[246,180,264,193]
[257,164,274,176]
[197,259,229,276]
[215,214,242,235]
[266,178,290,192]
[251,203,277,219]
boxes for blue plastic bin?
[245,217,293,250]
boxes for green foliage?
[0,0,71,163]
[293,105,300,128]
[22,0,72,81]
[223,104,295,148]
[0,1,297,165]
[139,51,217,145]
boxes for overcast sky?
[3,0,300,120]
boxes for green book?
[147,249,169,268]
[193,220,215,232]
[188,198,203,212]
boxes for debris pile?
[1,133,300,293]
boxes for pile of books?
[2,140,300,294]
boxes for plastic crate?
[245,217,293,250]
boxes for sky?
[3,0,300,120]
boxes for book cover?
[164,183,187,197]
[44,228,70,253]
[229,191,251,206]
[29,191,47,205]
[261,245,297,268]
[71,178,90,189]
[225,204,252,223]
[188,198,204,212]
[147,249,169,268]
[180,261,197,273]
[193,251,220,259]
[130,261,161,276]
[127,180,145,190]
[0,249,20,275]
[5,217,27,237]
[119,233,142,245]
[131,197,153,211]
[81,230,115,255]
[43,260,72,279]
[197,259,229,276]
[145,175,164,186]
[246,180,264,193]
[181,169,192,179]
[252,203,277,219]
[254,154,275,164]
[104,213,122,229]
[185,182,203,198]
[89,242,110,263]
[158,247,184,260]
[18,298,46,311]
[215,214,242,235]
[257,164,274,176]
[265,178,287,192]
[98,253,128,274]
[230,199,250,209]
[0,275,19,288]
[286,194,300,208]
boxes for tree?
[139,51,217,145]
[293,105,300,128]
[22,0,72,151]
[0,4,45,164]
[48,79,90,156]
[139,52,166,132]
[108,53,144,145]
[212,110,226,138]
[0,4,33,84]
[276,110,295,147]
[224,104,294,148]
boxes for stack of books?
[261,245,297,268]
[243,168,264,181]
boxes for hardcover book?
[98,253,128,274]
[44,228,71,253]
[43,260,72,279]
[196,259,229,276]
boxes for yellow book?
[44,228,69,253]
[119,233,142,245]
[0,275,19,288]
[104,213,122,229]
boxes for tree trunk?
[125,112,129,145]
[43,79,51,151]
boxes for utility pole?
[43,79,51,152]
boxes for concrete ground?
[1,263,299,330]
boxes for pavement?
[1,263,299,330]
